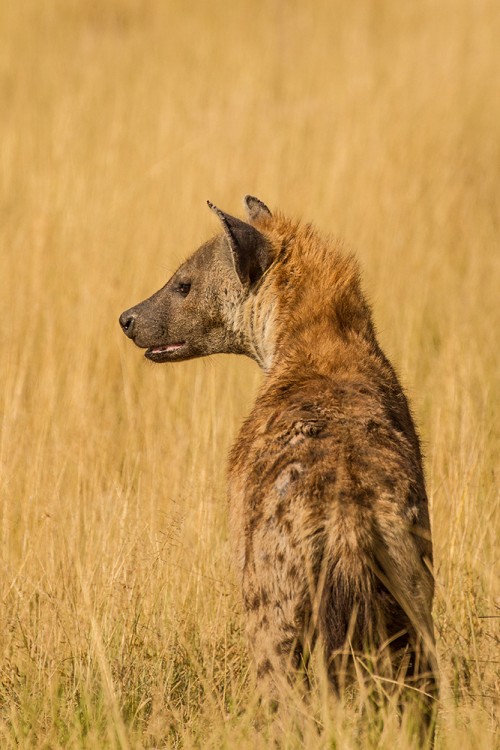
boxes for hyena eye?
[177,283,191,297]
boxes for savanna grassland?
[0,1,498,747]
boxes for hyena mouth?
[145,343,186,362]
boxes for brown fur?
[119,196,438,727]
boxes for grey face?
[119,236,240,363]
[119,197,274,364]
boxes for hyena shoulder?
[228,372,422,527]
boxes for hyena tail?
[318,552,439,743]
[319,563,382,692]
[319,555,438,705]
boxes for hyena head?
[119,196,275,364]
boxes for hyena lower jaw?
[146,342,186,361]
[119,195,438,730]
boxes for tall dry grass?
[0,0,498,747]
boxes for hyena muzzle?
[119,196,438,728]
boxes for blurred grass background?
[0,0,498,747]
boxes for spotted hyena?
[119,196,437,720]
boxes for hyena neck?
[227,217,391,382]
[273,310,380,382]
[256,235,381,378]
[230,267,380,378]
[230,285,278,371]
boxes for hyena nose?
[119,309,137,339]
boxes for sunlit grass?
[0,0,498,747]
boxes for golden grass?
[0,0,498,746]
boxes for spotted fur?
[120,196,438,723]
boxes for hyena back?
[120,196,437,717]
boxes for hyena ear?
[243,195,272,223]
[207,201,273,288]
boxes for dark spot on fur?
[275,500,287,521]
[355,486,376,505]
[244,587,269,611]
[246,508,263,536]
[275,637,295,655]
[314,470,337,492]
[257,659,273,678]
[244,592,260,610]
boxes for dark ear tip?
[207,200,223,219]
[244,194,258,206]
[207,200,232,235]
[243,195,272,218]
